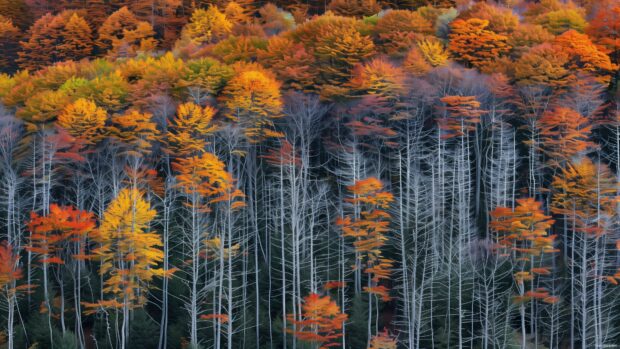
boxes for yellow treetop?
[57,98,107,144]
[167,102,217,157]
[222,69,284,142]
[181,6,232,45]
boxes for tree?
[374,9,433,55]
[368,330,398,349]
[513,43,573,89]
[337,177,394,304]
[172,151,241,347]
[27,204,96,343]
[448,18,510,70]
[97,7,157,58]
[535,8,587,35]
[90,188,163,349]
[312,19,375,96]
[0,241,26,349]
[459,2,519,34]
[57,98,108,145]
[327,0,381,17]
[550,158,618,348]
[587,4,620,63]
[109,110,160,157]
[17,11,93,71]
[552,30,616,84]
[0,0,32,30]
[417,38,449,67]
[257,36,315,90]
[287,293,348,349]
[0,16,21,73]
[221,68,284,142]
[56,13,93,62]
[177,6,232,47]
[348,58,406,102]
[437,95,485,139]
[166,102,217,156]
[490,198,558,346]
[536,107,594,163]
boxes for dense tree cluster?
[0,0,619,348]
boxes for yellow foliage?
[417,39,448,67]
[166,102,217,156]
[92,188,163,307]
[57,98,107,144]
[221,69,283,142]
[181,6,232,46]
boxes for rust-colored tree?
[97,7,157,58]
[536,106,594,164]
[0,241,27,349]
[437,95,485,139]
[0,15,21,73]
[17,11,93,71]
[490,198,558,345]
[286,293,348,349]
[448,18,510,70]
[587,4,620,64]
[337,177,394,301]
[27,204,96,339]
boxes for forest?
[0,0,619,348]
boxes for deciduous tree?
[287,293,348,349]
[97,7,157,58]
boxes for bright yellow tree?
[57,98,107,144]
[166,102,217,156]
[221,69,284,142]
[92,188,163,307]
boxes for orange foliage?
[286,293,348,349]
[551,158,618,227]
[491,198,557,303]
[17,11,93,71]
[97,7,157,58]
[27,205,96,265]
[327,0,381,17]
[553,30,616,84]
[448,18,510,70]
[587,5,620,63]
[374,10,433,55]
[323,281,346,290]
[0,241,22,289]
[257,36,315,90]
[349,58,406,101]
[174,152,244,210]
[459,2,519,34]
[437,96,485,139]
[536,107,594,162]
[513,43,573,88]
[200,313,230,323]
[0,15,21,72]
[369,330,398,349]
[109,109,160,157]
[338,177,394,300]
